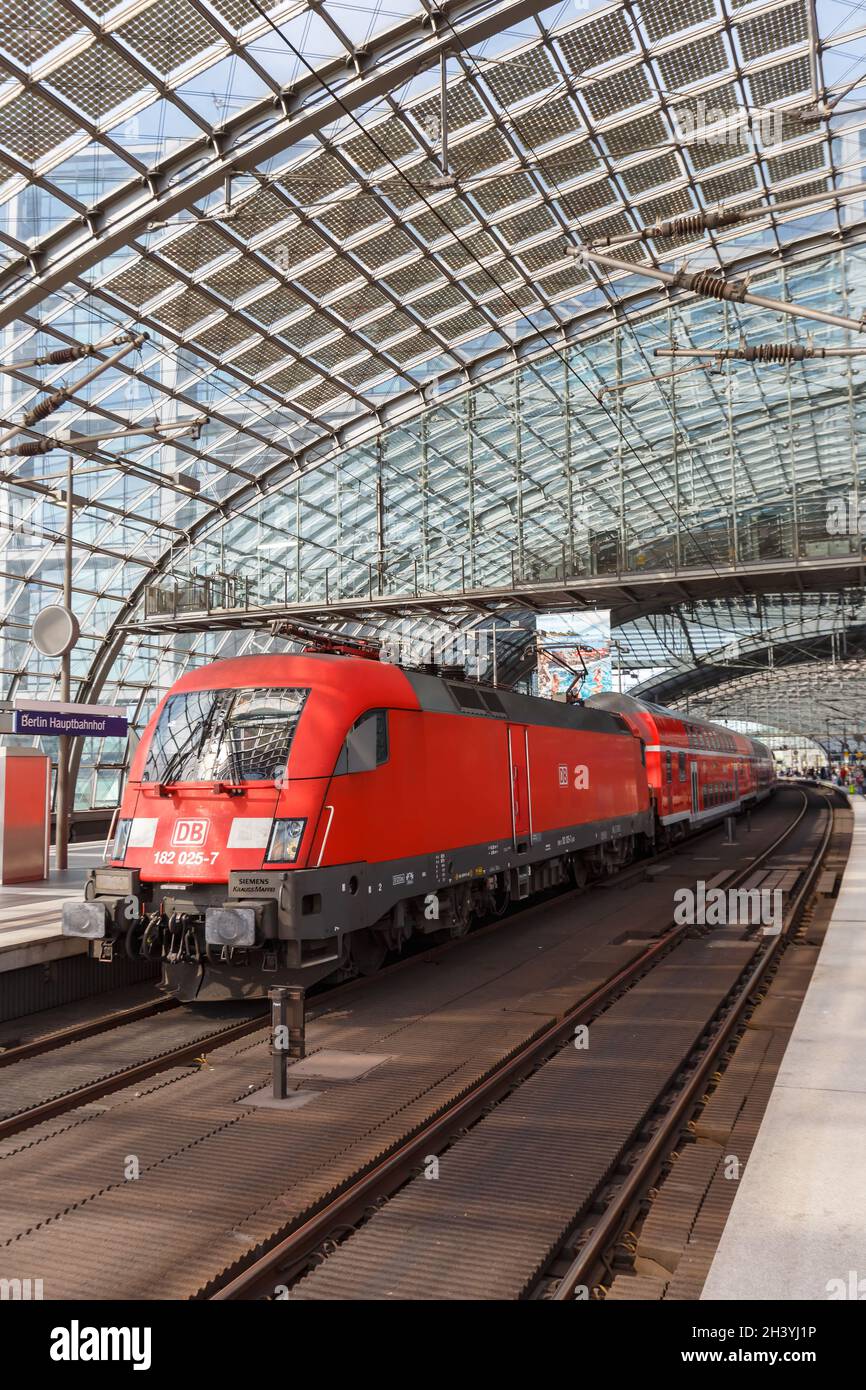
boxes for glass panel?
[142,686,308,783]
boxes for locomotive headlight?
[111,818,133,862]
[265,818,306,864]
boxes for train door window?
[678,751,687,782]
[334,710,389,775]
[665,750,672,782]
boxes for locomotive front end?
[62,669,341,1000]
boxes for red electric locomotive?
[63,654,773,1001]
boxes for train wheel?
[349,927,387,975]
[569,857,588,890]
[449,887,473,938]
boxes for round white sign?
[32,605,80,658]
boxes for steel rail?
[0,805,728,1137]
[0,1010,270,1142]
[210,791,814,1301]
[550,787,837,1300]
[0,995,177,1069]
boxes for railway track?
[0,787,828,1300]
[0,993,177,1068]
[547,787,838,1302]
[0,1003,270,1140]
[0,809,731,1143]
[212,785,833,1300]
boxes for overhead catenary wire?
[572,246,866,335]
[655,343,866,362]
[0,333,147,453]
[237,0,738,582]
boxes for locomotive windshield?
[142,686,309,784]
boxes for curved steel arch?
[2,0,866,799]
[0,0,555,328]
[618,590,866,739]
[69,266,866,678]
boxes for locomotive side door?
[507,725,531,845]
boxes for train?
[62,652,775,1001]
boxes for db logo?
[171,819,209,847]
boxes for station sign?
[12,699,128,739]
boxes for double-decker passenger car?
[588,693,775,835]
[63,656,774,1001]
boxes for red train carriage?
[588,693,774,836]
[63,654,653,1001]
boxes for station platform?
[702,794,866,1300]
[0,841,103,974]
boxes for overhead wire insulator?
[654,341,866,364]
[579,245,866,334]
[651,208,742,239]
[22,387,70,426]
[41,345,91,366]
[739,343,810,363]
[586,207,744,247]
[0,337,136,372]
[678,268,749,304]
[15,438,54,456]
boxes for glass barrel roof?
[0,0,865,798]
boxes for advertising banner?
[536,611,612,701]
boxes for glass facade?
[0,0,865,794]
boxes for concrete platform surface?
[0,842,104,971]
[702,798,866,1300]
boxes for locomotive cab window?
[334,710,389,776]
[678,752,687,782]
[142,686,308,784]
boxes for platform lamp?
[3,417,207,870]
